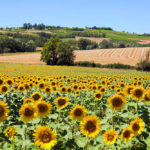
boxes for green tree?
[41,37,74,65]
[57,42,75,65]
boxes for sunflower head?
[67,87,72,93]
[144,92,150,102]
[44,87,51,94]
[120,127,133,141]
[35,100,52,118]
[31,92,42,102]
[108,95,126,111]
[55,97,69,109]
[124,86,134,96]
[94,92,103,101]
[70,105,87,121]
[130,118,145,135]
[131,87,145,101]
[23,98,33,105]
[5,126,17,141]
[19,103,38,122]
[75,90,80,95]
[80,115,101,138]
[0,85,9,94]
[103,129,118,145]
[33,126,57,149]
[0,101,9,122]
[38,82,45,90]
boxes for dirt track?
[0,47,149,66]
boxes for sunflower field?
[0,64,150,150]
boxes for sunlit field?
[0,63,150,150]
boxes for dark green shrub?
[99,40,113,49]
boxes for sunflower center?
[0,79,3,85]
[33,94,40,101]
[41,131,51,143]
[24,107,34,116]
[132,123,140,131]
[85,121,96,133]
[128,88,133,94]
[101,88,105,92]
[61,88,66,92]
[19,87,24,90]
[2,86,8,92]
[123,130,130,138]
[74,108,83,116]
[112,97,123,107]
[39,84,44,88]
[134,89,143,98]
[7,80,12,85]
[38,104,48,113]
[0,106,4,117]
[96,93,101,98]
[58,99,66,106]
[107,135,114,141]
[46,88,50,92]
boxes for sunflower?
[38,82,45,90]
[70,105,87,121]
[144,92,150,102]
[35,100,52,118]
[100,87,106,93]
[33,126,57,149]
[23,98,33,104]
[131,87,145,101]
[6,79,13,86]
[44,86,51,94]
[24,83,30,91]
[120,127,133,141]
[124,86,133,96]
[67,87,72,93]
[18,84,25,92]
[94,92,103,101]
[107,95,126,110]
[55,97,69,109]
[130,118,145,135]
[0,85,9,94]
[75,90,80,95]
[80,115,101,138]
[103,129,118,145]
[31,92,42,102]
[5,126,17,141]
[51,86,57,92]
[60,86,66,93]
[19,103,38,122]
[0,101,9,122]
[0,78,4,85]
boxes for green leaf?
[75,137,88,148]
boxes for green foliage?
[78,39,98,50]
[137,50,150,71]
[41,37,74,65]
[74,61,136,69]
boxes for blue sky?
[0,0,149,34]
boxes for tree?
[78,39,90,50]
[41,37,74,65]
[57,42,75,65]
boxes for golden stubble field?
[0,47,150,66]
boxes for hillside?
[1,27,150,45]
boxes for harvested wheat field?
[74,47,150,66]
[0,47,149,66]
